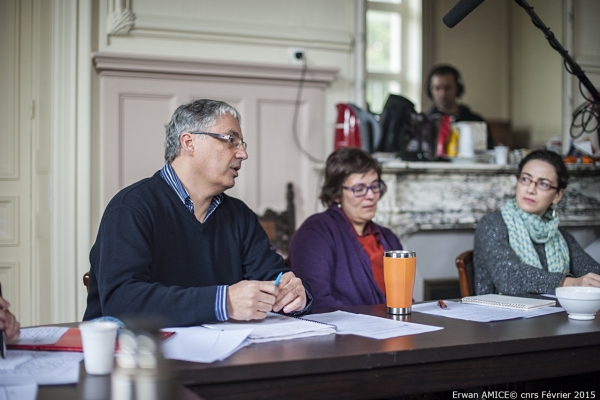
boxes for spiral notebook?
[202,312,337,343]
[461,294,556,310]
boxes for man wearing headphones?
[426,64,493,150]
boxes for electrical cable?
[514,0,600,143]
[292,56,324,164]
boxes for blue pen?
[274,272,283,286]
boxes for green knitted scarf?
[500,198,569,273]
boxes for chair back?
[83,272,90,293]
[455,250,474,297]
[258,182,296,257]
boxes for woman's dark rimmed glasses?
[342,181,386,197]
[516,174,558,192]
[188,131,247,150]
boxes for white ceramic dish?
[555,286,600,320]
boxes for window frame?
[364,0,423,114]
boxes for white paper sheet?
[0,383,38,400]
[306,311,443,339]
[412,300,564,322]
[0,350,82,385]
[14,327,69,345]
[161,327,251,363]
[0,354,33,371]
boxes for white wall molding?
[76,0,93,320]
[576,54,600,73]
[107,0,135,36]
[92,52,338,88]
[0,262,19,317]
[130,14,351,52]
[353,0,365,107]
[96,53,338,227]
[51,0,78,323]
[0,196,18,245]
[0,0,19,179]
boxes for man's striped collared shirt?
[159,163,228,321]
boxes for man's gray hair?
[164,99,241,163]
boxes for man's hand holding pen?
[227,272,307,321]
[0,296,21,342]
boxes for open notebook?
[202,312,336,343]
[461,294,556,310]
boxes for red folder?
[8,328,175,352]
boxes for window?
[365,0,422,114]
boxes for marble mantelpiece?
[374,161,600,239]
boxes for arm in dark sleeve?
[562,230,600,277]
[288,223,347,309]
[473,212,565,295]
[240,210,289,281]
[91,205,219,327]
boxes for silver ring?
[293,288,299,297]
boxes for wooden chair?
[83,271,90,293]
[455,250,474,297]
[258,182,296,257]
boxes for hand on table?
[561,272,600,288]
[227,280,278,321]
[0,296,20,342]
[272,272,307,314]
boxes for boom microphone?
[443,0,486,28]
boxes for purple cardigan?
[289,205,402,308]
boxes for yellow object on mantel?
[446,127,460,157]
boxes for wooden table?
[37,304,600,399]
[176,305,600,399]
[35,364,202,400]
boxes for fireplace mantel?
[374,161,600,239]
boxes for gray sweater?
[474,210,600,295]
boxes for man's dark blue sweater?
[83,171,298,326]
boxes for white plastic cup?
[458,124,474,158]
[494,145,509,165]
[79,321,119,375]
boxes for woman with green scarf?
[474,149,600,295]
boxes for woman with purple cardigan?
[289,148,402,309]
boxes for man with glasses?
[84,99,311,326]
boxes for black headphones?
[426,64,465,100]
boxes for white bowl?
[555,286,600,320]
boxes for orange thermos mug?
[383,250,416,314]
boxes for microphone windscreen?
[443,0,486,28]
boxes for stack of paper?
[161,327,251,363]
[0,351,83,385]
[412,301,564,322]
[202,312,336,343]
[307,311,443,339]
